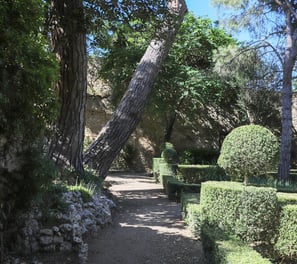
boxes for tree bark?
[48,0,87,175]
[164,112,177,142]
[278,3,297,182]
[84,0,187,178]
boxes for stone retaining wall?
[5,190,115,264]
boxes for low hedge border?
[274,193,297,262]
[202,225,272,264]
[159,162,177,184]
[177,164,228,184]
[152,158,165,183]
[167,180,201,202]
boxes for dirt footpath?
[87,173,205,264]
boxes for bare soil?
[37,172,205,264]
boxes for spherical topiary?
[217,125,279,184]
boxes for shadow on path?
[87,173,205,264]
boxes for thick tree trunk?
[278,6,297,182]
[278,62,294,182]
[164,113,177,142]
[48,0,87,175]
[84,0,187,178]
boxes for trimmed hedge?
[181,192,272,263]
[179,148,219,165]
[181,192,200,213]
[167,180,200,201]
[274,204,297,261]
[201,181,243,232]
[202,225,272,264]
[153,157,164,182]
[161,175,178,194]
[159,162,176,184]
[277,192,297,206]
[201,181,278,243]
[177,164,228,184]
[274,193,297,262]
[184,203,202,237]
[181,193,201,237]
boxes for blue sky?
[185,0,250,42]
[186,0,218,20]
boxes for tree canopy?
[99,13,238,140]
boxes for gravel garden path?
[86,172,205,264]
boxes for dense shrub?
[161,147,179,164]
[274,204,297,262]
[177,165,228,184]
[217,125,279,183]
[200,181,279,243]
[0,0,58,232]
[202,225,272,264]
[274,194,297,262]
[181,193,201,235]
[180,148,219,165]
[161,175,177,194]
[181,192,200,214]
[159,162,177,184]
[184,203,202,237]
[235,187,278,242]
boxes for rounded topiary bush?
[217,125,279,183]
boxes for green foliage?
[200,181,279,243]
[160,142,174,153]
[235,187,278,243]
[277,192,297,206]
[83,168,104,190]
[67,182,96,203]
[35,182,68,226]
[180,148,220,165]
[184,203,202,237]
[177,165,228,184]
[152,157,164,182]
[0,0,58,138]
[274,204,297,261]
[202,225,272,264]
[99,13,238,134]
[122,143,137,169]
[217,125,279,183]
[213,45,281,127]
[165,179,201,202]
[161,148,179,164]
[181,193,201,236]
[0,0,58,218]
[201,181,243,232]
[181,192,200,211]
[159,162,177,183]
[160,142,178,164]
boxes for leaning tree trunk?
[278,5,297,182]
[48,0,87,175]
[84,0,188,178]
